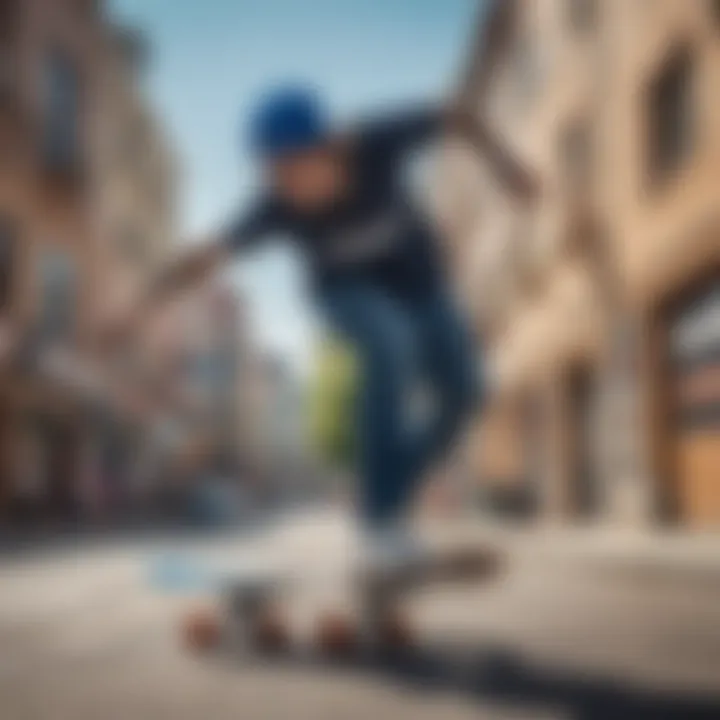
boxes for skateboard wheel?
[315,611,358,657]
[250,607,291,654]
[181,606,222,652]
[377,610,415,649]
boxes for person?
[106,83,538,573]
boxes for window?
[560,119,592,192]
[0,216,15,310]
[38,250,76,343]
[568,0,597,34]
[647,48,694,185]
[42,51,81,171]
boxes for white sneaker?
[361,522,428,578]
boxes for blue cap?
[248,85,330,160]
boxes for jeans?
[319,281,481,528]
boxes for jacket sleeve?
[222,198,283,255]
[354,106,444,161]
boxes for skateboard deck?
[178,543,505,657]
[359,543,503,596]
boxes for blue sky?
[110,0,482,373]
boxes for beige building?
[441,0,720,528]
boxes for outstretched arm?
[143,241,227,310]
[95,240,227,349]
[97,200,279,347]
[352,3,532,200]
[354,101,539,204]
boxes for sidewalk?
[427,514,720,587]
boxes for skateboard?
[179,543,504,657]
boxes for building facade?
[442,0,720,528]
[0,0,180,526]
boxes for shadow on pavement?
[213,640,720,720]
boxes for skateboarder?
[107,85,538,576]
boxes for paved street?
[1,509,720,719]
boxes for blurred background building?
[440,0,720,529]
[0,0,275,531]
[0,0,129,526]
